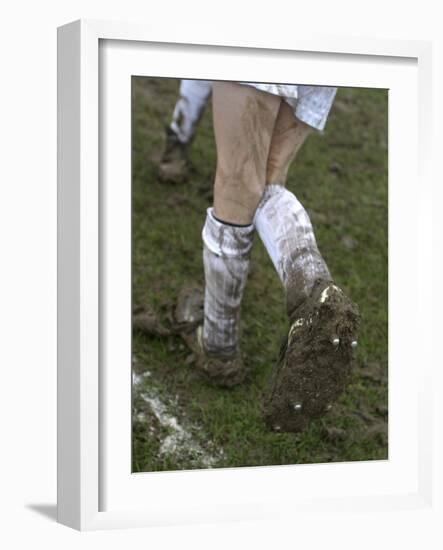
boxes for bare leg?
[212,81,281,224]
[266,100,312,185]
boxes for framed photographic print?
[57,19,434,530]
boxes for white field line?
[132,371,220,467]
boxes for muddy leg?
[159,80,212,183]
[254,184,331,315]
[170,80,212,144]
[265,100,312,186]
[255,96,360,432]
[200,82,281,357]
[202,208,254,356]
[255,99,330,313]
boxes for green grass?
[131,77,388,472]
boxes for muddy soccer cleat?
[175,285,247,388]
[157,126,190,184]
[263,280,360,433]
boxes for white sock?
[202,208,254,357]
[170,80,212,144]
[253,184,331,314]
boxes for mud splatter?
[254,184,331,315]
[202,209,253,356]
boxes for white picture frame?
[57,19,434,531]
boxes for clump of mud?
[264,279,360,433]
[133,304,172,337]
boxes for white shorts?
[239,83,337,132]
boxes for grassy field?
[131,77,388,473]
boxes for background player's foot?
[263,280,360,433]
[175,285,247,388]
[157,126,190,183]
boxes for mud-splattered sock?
[202,208,254,357]
[253,184,331,316]
[170,80,212,144]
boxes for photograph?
[131,77,388,473]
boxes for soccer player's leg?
[254,96,360,432]
[158,80,212,183]
[176,82,281,386]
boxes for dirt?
[253,184,332,316]
[131,78,388,470]
[264,279,360,432]
[133,305,172,337]
[132,373,222,469]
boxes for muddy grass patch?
[132,368,223,472]
[131,78,389,471]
